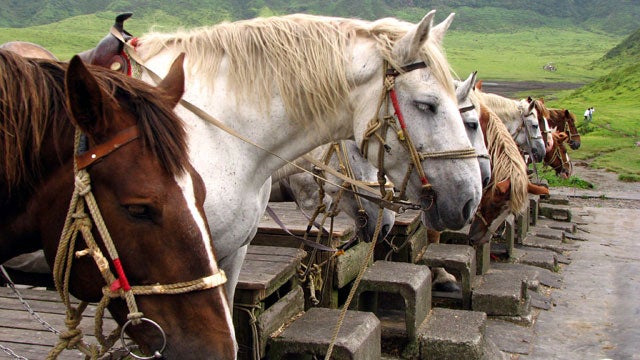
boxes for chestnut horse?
[545,128,573,178]
[547,108,582,150]
[0,50,236,359]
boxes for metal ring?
[120,317,167,359]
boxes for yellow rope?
[324,205,384,360]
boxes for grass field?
[1,11,638,184]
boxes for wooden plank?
[389,209,422,236]
[258,202,354,237]
[0,287,119,360]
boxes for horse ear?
[495,179,511,194]
[564,109,571,117]
[527,182,550,195]
[456,71,476,100]
[157,53,186,108]
[430,12,455,46]
[539,97,545,104]
[393,10,435,63]
[65,55,113,138]
[527,96,533,103]
[475,79,483,91]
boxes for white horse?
[474,88,546,162]
[130,12,482,309]
[270,140,397,244]
[456,71,491,188]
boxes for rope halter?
[51,126,227,360]
[360,60,477,207]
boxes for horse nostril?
[462,199,475,222]
[482,176,491,188]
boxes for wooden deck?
[0,285,118,359]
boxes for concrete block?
[529,194,540,226]
[418,308,487,360]
[476,242,491,275]
[522,235,579,254]
[515,209,529,245]
[472,269,530,317]
[537,218,577,234]
[353,261,431,340]
[504,214,516,254]
[529,227,565,241]
[420,244,476,309]
[539,203,572,222]
[268,308,380,360]
[516,247,558,272]
[334,242,372,289]
[541,195,570,205]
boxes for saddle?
[77,13,134,75]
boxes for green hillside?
[1,0,639,35]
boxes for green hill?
[1,0,639,35]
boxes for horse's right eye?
[126,204,153,220]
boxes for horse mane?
[0,49,189,191]
[475,91,522,121]
[138,14,455,131]
[469,90,528,214]
[528,98,550,120]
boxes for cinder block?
[472,269,530,317]
[529,194,540,226]
[539,203,572,222]
[268,308,380,360]
[353,261,431,340]
[476,242,491,275]
[515,208,529,245]
[420,244,476,309]
[418,308,487,360]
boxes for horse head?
[518,99,547,163]
[469,179,549,245]
[62,55,237,359]
[545,129,572,179]
[456,71,491,188]
[527,96,554,154]
[356,10,482,231]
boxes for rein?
[50,126,227,360]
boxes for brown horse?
[467,90,548,245]
[547,108,581,150]
[0,50,236,359]
[545,129,572,178]
[0,40,58,60]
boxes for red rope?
[112,258,131,292]
[389,89,429,186]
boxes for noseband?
[52,126,227,359]
[361,61,477,205]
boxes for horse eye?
[415,101,437,114]
[126,204,153,220]
[465,121,478,130]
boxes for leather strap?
[76,126,140,170]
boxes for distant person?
[589,107,594,121]
[584,108,590,122]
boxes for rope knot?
[127,312,144,325]
[75,172,92,196]
[384,76,395,91]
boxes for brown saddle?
[77,13,134,75]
